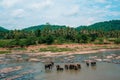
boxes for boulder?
[29,58,41,62]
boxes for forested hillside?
[0,26,8,32]
[0,27,8,39]
[0,20,120,48]
[23,20,120,31]
[76,20,120,31]
[23,24,66,31]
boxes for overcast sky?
[0,0,120,29]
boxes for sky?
[0,0,120,29]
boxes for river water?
[0,50,120,80]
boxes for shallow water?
[34,63,120,80]
[0,50,120,80]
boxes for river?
[0,50,120,80]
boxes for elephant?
[77,64,81,69]
[64,64,69,70]
[45,64,52,70]
[68,64,81,70]
[69,64,74,70]
[91,61,96,66]
[86,62,89,66]
[58,67,64,71]
[51,62,54,66]
[44,62,54,70]
[74,65,78,70]
[56,65,64,71]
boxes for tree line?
[0,20,120,48]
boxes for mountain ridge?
[76,20,120,31]
[0,20,120,31]
[0,26,8,32]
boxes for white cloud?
[0,0,119,29]
[63,5,79,16]
[109,11,120,16]
[11,9,26,18]
[94,0,107,3]
[105,5,112,9]
[30,0,53,10]
[1,0,21,8]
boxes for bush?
[0,51,11,54]
[0,40,11,47]
[39,46,74,52]
[94,38,104,44]
[54,37,65,44]
[81,34,91,43]
[114,38,120,44]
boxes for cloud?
[0,0,119,29]
[30,0,53,10]
[11,9,26,18]
[94,0,107,3]
[63,5,80,16]
[105,5,112,9]
[109,11,120,16]
[1,0,21,8]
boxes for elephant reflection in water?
[91,61,97,70]
[91,65,97,70]
[56,65,64,71]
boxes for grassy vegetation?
[0,43,120,54]
[115,38,120,44]
[39,46,75,52]
[0,39,12,47]
[11,47,27,50]
[0,51,11,54]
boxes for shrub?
[114,38,120,44]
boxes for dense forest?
[0,20,120,48]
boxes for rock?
[5,75,21,80]
[103,59,111,62]
[95,59,102,62]
[89,56,97,59]
[29,58,41,62]
[6,54,21,60]
[0,57,5,59]
[0,60,3,63]
[5,70,33,80]
[0,66,22,74]
[17,58,24,62]
[116,56,120,59]
[0,54,6,57]
[16,55,22,58]
[111,54,117,57]
[68,56,75,58]
[106,56,113,59]
[0,73,6,78]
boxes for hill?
[23,24,66,31]
[76,20,120,31]
[0,26,8,32]
[0,20,120,32]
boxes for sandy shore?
[8,49,119,58]
[0,44,120,57]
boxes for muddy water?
[0,50,120,80]
[34,63,120,80]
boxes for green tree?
[115,38,120,44]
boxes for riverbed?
[0,50,120,80]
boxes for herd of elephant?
[44,61,96,71]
